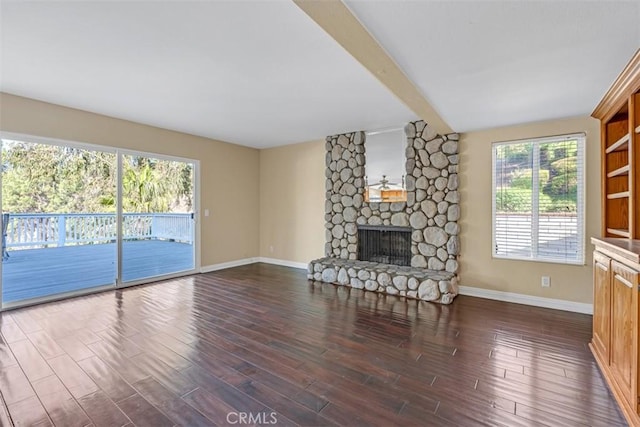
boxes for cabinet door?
[610,260,638,407]
[593,251,611,362]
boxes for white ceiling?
[1,1,639,148]
[345,0,640,133]
[0,1,415,148]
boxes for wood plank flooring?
[0,263,627,426]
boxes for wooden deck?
[0,264,627,426]
[1,240,194,303]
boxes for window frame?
[0,131,201,311]
[491,133,586,265]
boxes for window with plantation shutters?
[492,133,586,264]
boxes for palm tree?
[122,160,169,213]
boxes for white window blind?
[492,133,585,264]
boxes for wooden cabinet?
[610,260,638,408]
[364,188,407,203]
[593,49,640,239]
[591,238,640,426]
[591,50,640,427]
[592,251,611,362]
[603,117,632,238]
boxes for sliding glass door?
[0,135,198,308]
[121,154,195,282]
[1,139,117,304]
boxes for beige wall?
[257,115,601,304]
[259,140,325,264]
[0,93,260,266]
[1,92,602,304]
[459,116,600,304]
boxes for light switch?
[204,209,210,217]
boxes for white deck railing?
[3,213,193,250]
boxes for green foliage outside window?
[1,140,193,214]
[495,140,579,213]
[510,169,550,190]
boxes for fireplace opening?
[358,225,411,266]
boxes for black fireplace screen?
[358,226,411,266]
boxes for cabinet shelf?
[605,134,630,153]
[607,228,631,238]
[607,191,630,199]
[607,165,630,178]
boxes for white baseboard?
[458,285,593,315]
[200,257,309,273]
[199,262,593,314]
[200,257,258,273]
[257,257,308,270]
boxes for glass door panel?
[121,154,194,282]
[1,139,117,304]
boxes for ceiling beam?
[293,0,453,135]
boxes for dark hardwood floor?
[0,263,626,426]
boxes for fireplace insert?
[357,225,411,266]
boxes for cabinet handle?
[615,274,634,288]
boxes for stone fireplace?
[308,120,459,304]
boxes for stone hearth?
[308,257,458,304]
[309,120,460,304]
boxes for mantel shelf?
[608,165,630,178]
[606,134,630,153]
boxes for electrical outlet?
[269,245,274,253]
[541,276,551,287]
